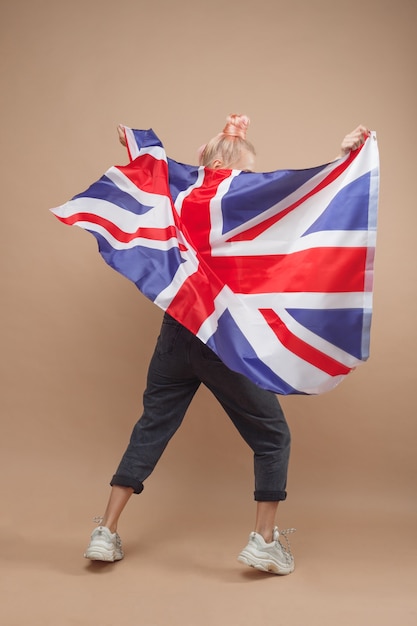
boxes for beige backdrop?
[1,1,416,625]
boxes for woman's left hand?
[117,124,127,147]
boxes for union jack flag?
[51,127,379,395]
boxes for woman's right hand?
[339,125,369,156]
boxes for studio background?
[1,1,416,625]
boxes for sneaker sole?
[237,551,294,575]
[84,547,123,562]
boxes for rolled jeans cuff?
[110,474,144,494]
[254,490,287,502]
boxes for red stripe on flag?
[167,168,235,333]
[259,308,351,376]
[166,266,220,335]
[209,247,367,293]
[117,154,170,196]
[54,212,178,244]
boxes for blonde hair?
[198,114,256,168]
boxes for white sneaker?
[84,526,124,562]
[238,526,295,575]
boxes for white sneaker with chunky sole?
[238,526,295,575]
[84,526,124,562]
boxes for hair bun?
[222,114,250,139]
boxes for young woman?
[84,114,369,575]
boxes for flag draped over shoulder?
[51,127,379,395]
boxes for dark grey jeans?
[111,314,291,501]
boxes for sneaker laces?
[274,527,296,563]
